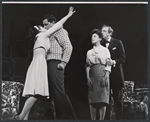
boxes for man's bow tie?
[105,40,110,43]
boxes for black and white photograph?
[1,1,149,120]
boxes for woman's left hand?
[105,71,110,77]
[68,6,76,17]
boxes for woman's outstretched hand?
[68,6,76,17]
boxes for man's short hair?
[42,14,56,23]
[102,25,114,35]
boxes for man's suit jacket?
[101,38,126,88]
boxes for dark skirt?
[88,64,110,104]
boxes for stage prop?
[1,81,24,120]
[1,80,148,120]
[122,81,148,120]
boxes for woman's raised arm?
[58,6,76,25]
[44,6,76,37]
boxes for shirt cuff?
[61,59,68,64]
[105,66,111,73]
[113,60,116,67]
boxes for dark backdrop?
[2,3,148,119]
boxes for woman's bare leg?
[19,96,37,120]
[23,109,31,120]
[90,105,96,120]
[99,106,106,120]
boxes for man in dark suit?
[101,25,126,120]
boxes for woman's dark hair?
[42,14,56,23]
[90,29,102,38]
[28,27,39,41]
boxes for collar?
[107,36,111,42]
[93,44,102,49]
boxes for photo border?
[0,0,149,122]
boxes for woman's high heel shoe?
[13,115,21,120]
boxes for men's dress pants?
[112,87,123,120]
[47,60,76,120]
[105,75,123,120]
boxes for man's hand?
[57,62,67,70]
[106,58,115,66]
